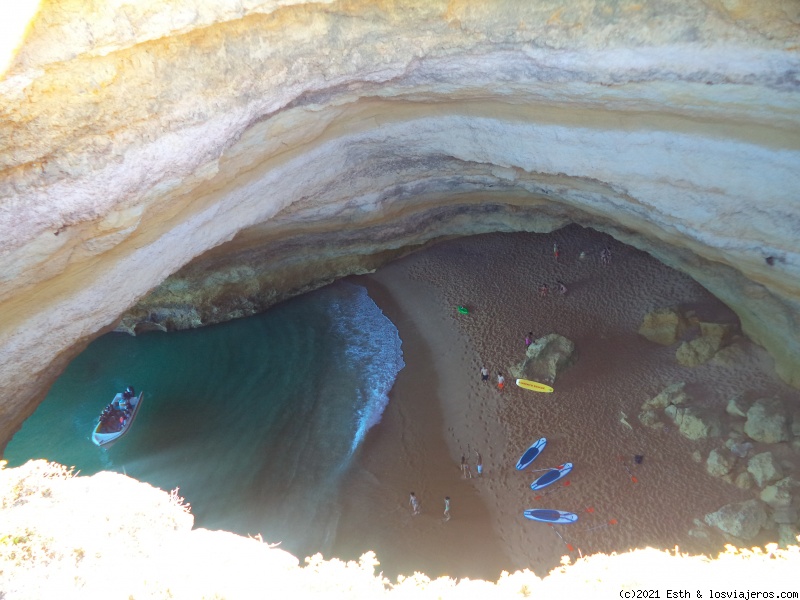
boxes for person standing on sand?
[409,492,420,515]
[539,284,549,297]
[553,242,560,262]
[444,496,451,521]
[524,332,532,347]
[480,366,489,382]
[476,450,483,477]
[557,281,567,296]
[497,372,505,391]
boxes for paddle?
[583,518,619,532]
[618,455,638,483]
[549,525,575,552]
[533,480,570,500]
[527,466,556,473]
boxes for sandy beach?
[330,226,798,581]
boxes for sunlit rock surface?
[2,460,798,599]
[1,0,799,447]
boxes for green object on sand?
[457,306,469,314]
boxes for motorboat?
[91,388,144,447]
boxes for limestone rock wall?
[1,0,799,448]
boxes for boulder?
[734,471,754,490]
[638,409,662,429]
[771,507,799,525]
[744,397,790,443]
[747,452,784,488]
[711,344,747,367]
[668,406,722,440]
[699,322,733,347]
[726,393,751,418]
[643,383,690,410]
[510,334,575,383]
[675,322,733,367]
[687,519,712,542]
[727,439,753,459]
[706,448,736,477]
[676,337,719,367]
[638,308,686,345]
[704,500,767,540]
[777,524,800,549]
[759,476,799,509]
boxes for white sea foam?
[327,283,405,455]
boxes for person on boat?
[118,395,129,413]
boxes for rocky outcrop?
[510,334,574,384]
[747,452,784,488]
[744,398,791,444]
[639,382,687,429]
[638,308,686,346]
[643,383,690,409]
[666,405,723,441]
[759,476,799,509]
[4,460,800,598]
[704,499,768,541]
[706,448,736,478]
[676,323,733,367]
[1,1,800,448]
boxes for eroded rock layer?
[1,0,799,447]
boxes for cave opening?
[7,225,798,579]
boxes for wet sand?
[332,226,798,580]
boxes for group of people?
[407,450,482,521]
[538,281,568,297]
[409,492,451,521]
[97,386,136,433]
[460,449,483,479]
[481,367,506,391]
[541,242,614,296]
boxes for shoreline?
[333,227,799,579]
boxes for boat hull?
[92,392,143,447]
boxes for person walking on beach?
[539,284,549,297]
[600,247,612,266]
[497,372,505,391]
[476,450,483,477]
[480,366,489,382]
[443,496,451,521]
[524,332,532,347]
[460,453,473,478]
[553,242,560,262]
[409,492,420,516]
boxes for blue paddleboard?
[516,437,547,470]
[530,462,573,491]
[523,509,578,524]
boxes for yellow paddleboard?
[515,379,554,393]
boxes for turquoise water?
[5,281,404,557]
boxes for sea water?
[4,281,404,558]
